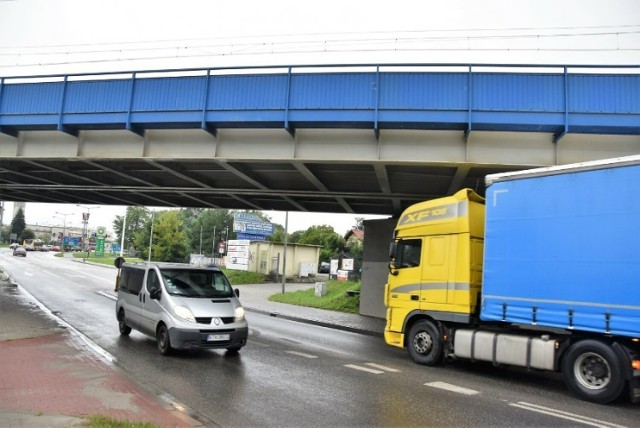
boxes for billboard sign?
[233,212,274,236]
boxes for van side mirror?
[235,288,240,298]
[150,288,162,300]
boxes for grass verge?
[268,280,361,313]
[85,414,156,427]
[222,269,265,285]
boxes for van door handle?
[411,295,419,301]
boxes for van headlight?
[234,306,245,322]
[174,305,196,323]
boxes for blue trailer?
[482,156,640,337]
[385,155,640,404]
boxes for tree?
[20,228,35,242]
[294,225,343,263]
[185,209,234,256]
[150,211,188,262]
[113,207,150,253]
[11,208,26,242]
[133,210,188,262]
[268,223,286,242]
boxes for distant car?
[13,246,27,257]
[9,243,19,250]
[318,262,330,273]
[50,245,60,252]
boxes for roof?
[344,228,364,241]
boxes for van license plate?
[207,334,230,341]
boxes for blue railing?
[1,63,638,140]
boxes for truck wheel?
[156,324,173,356]
[562,340,625,404]
[118,309,131,336]
[407,320,443,366]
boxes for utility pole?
[119,208,127,257]
[282,211,288,294]
[148,209,155,262]
[76,205,100,251]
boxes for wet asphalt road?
[1,250,638,427]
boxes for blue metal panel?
[0,65,638,134]
[379,73,467,110]
[2,82,62,114]
[208,74,288,110]
[481,162,640,337]
[65,80,130,113]
[570,74,640,114]
[474,73,564,112]
[289,73,375,109]
[133,76,206,112]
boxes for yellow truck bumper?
[384,329,405,349]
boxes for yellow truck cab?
[384,189,485,364]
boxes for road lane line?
[285,351,318,359]
[344,364,385,374]
[364,363,400,372]
[510,402,626,428]
[24,271,34,276]
[424,381,479,395]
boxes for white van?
[115,262,248,355]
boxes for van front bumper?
[169,326,249,350]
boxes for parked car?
[13,246,27,257]
[318,262,330,273]
[9,243,19,250]
[50,245,60,252]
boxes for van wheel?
[562,340,625,404]
[407,320,443,366]
[156,324,172,356]
[118,309,131,336]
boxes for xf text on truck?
[384,155,640,404]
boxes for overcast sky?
[1,0,638,232]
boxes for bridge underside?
[1,128,638,216]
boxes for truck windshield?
[159,269,234,298]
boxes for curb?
[244,307,384,338]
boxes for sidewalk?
[236,282,386,336]
[0,276,386,427]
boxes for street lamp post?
[76,205,100,251]
[54,211,74,250]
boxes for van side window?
[121,267,145,295]
[396,239,422,268]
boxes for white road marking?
[285,351,318,359]
[344,364,385,374]
[509,402,626,428]
[24,271,34,276]
[424,381,479,395]
[62,271,86,278]
[365,363,400,372]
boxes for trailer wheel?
[407,320,443,366]
[562,340,625,404]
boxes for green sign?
[95,237,105,257]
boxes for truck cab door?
[387,238,423,309]
[420,235,453,306]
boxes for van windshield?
[159,269,234,298]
